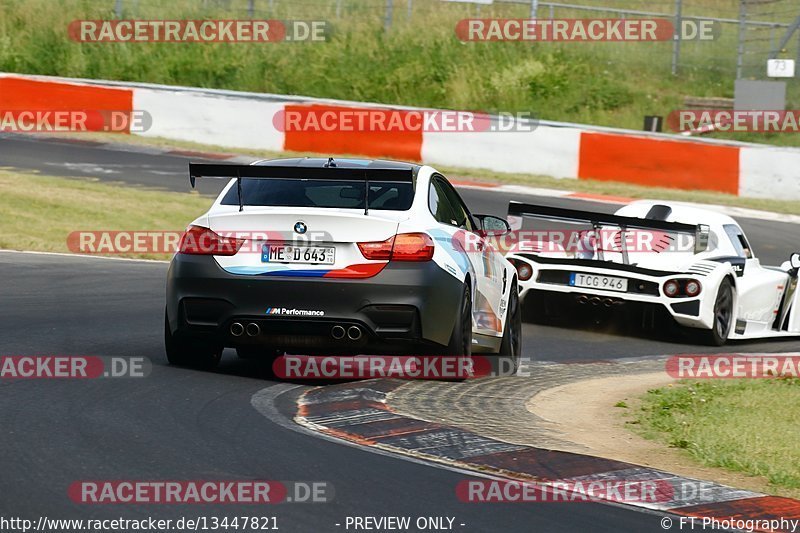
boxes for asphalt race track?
[2,133,799,531]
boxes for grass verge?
[634,379,800,497]
[2,0,799,147]
[0,168,208,260]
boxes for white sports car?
[165,158,521,373]
[504,200,800,346]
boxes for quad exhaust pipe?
[330,325,363,341]
[347,326,362,341]
[235,321,362,340]
[576,295,622,308]
[231,322,261,337]
[331,325,346,340]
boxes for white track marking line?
[0,249,169,264]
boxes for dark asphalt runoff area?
[1,133,796,531]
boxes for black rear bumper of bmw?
[166,254,463,354]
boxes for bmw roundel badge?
[294,221,307,234]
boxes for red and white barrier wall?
[2,73,799,200]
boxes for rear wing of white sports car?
[506,201,710,262]
[188,162,414,213]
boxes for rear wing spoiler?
[188,163,414,213]
[506,201,710,259]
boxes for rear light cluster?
[358,233,435,262]
[507,258,533,281]
[663,278,702,298]
[178,225,245,256]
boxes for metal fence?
[107,0,800,79]
[534,1,800,78]
[528,0,800,79]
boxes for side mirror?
[474,214,511,236]
[791,253,800,269]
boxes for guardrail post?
[385,0,393,30]
[671,0,682,75]
[737,0,747,79]
[529,0,538,19]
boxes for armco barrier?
[578,131,741,195]
[1,72,797,200]
[282,103,423,161]
[134,87,285,152]
[422,125,582,179]
[0,75,133,132]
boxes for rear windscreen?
[221,178,414,210]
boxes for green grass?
[1,0,799,146]
[0,168,209,260]
[635,379,800,495]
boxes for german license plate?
[569,273,628,292]
[261,244,335,264]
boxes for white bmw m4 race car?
[504,200,800,346]
[165,158,521,373]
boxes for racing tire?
[164,311,223,370]
[445,284,472,358]
[493,282,522,376]
[700,279,734,346]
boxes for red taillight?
[178,225,245,256]
[663,278,702,298]
[685,279,702,297]
[508,258,533,281]
[357,233,434,262]
[357,237,395,261]
[664,280,680,297]
[392,233,435,261]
